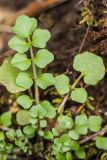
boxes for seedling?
[0,15,106,159]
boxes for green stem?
[58,73,84,113]
[28,37,39,104]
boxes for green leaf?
[6,129,15,140]
[75,114,88,135]
[44,131,53,140]
[0,132,5,141]
[75,150,86,159]
[56,154,65,160]
[1,112,12,127]
[41,100,56,119]
[11,53,31,71]
[16,72,33,89]
[0,59,25,93]
[17,95,32,109]
[70,141,79,151]
[73,52,105,85]
[66,152,72,160]
[16,110,31,126]
[23,125,35,135]
[16,129,23,138]
[68,130,79,140]
[30,104,46,118]
[8,36,30,53]
[96,136,107,150]
[12,15,37,38]
[52,128,59,137]
[40,120,47,128]
[57,115,73,130]
[55,74,70,95]
[32,29,51,48]
[36,73,55,89]
[71,88,87,103]
[33,49,54,68]
[38,130,44,136]
[88,116,102,132]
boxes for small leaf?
[0,132,5,141]
[11,53,31,71]
[55,74,70,95]
[1,112,12,127]
[0,59,25,93]
[41,100,56,119]
[73,52,105,85]
[12,15,37,38]
[75,150,86,159]
[36,73,55,89]
[66,152,72,160]
[23,125,35,135]
[71,88,87,103]
[96,136,107,150]
[16,110,31,126]
[16,72,33,89]
[75,114,88,135]
[32,29,51,48]
[52,128,59,137]
[17,95,32,109]
[88,116,102,132]
[30,104,46,118]
[68,130,79,140]
[56,154,65,160]
[38,130,44,136]
[57,115,73,130]
[40,120,47,128]
[44,131,53,140]
[6,129,15,140]
[33,49,54,68]
[8,36,30,53]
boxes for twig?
[79,25,90,52]
[28,38,39,104]
[0,50,15,63]
[79,124,107,144]
[0,24,12,33]
[58,73,83,113]
[0,125,10,131]
[4,0,69,25]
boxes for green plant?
[0,15,106,159]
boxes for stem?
[58,73,84,113]
[28,37,39,104]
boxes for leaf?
[44,131,53,140]
[23,125,35,135]
[16,110,31,126]
[40,120,47,128]
[33,49,54,68]
[11,53,31,71]
[66,152,72,160]
[1,111,12,127]
[56,154,65,160]
[8,36,30,53]
[73,52,105,85]
[30,104,46,118]
[16,72,33,89]
[17,95,33,109]
[32,29,51,48]
[88,116,102,132]
[0,132,5,141]
[6,129,15,140]
[75,150,86,159]
[96,136,107,150]
[75,114,88,135]
[57,115,73,130]
[0,59,25,93]
[12,15,37,38]
[52,128,59,137]
[36,73,55,89]
[68,130,79,140]
[41,100,56,119]
[71,88,87,103]
[55,74,70,95]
